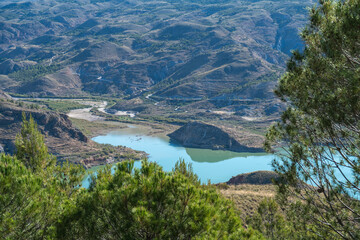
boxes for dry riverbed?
[67,100,179,138]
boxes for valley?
[0,0,309,228]
[0,0,312,120]
[0,0,315,166]
[0,0,358,238]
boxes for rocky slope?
[0,98,145,168]
[226,171,279,185]
[0,0,313,117]
[168,121,263,152]
[0,101,88,152]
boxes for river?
[82,125,275,187]
[12,98,275,186]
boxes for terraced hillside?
[0,0,312,113]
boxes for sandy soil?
[68,107,105,121]
[242,116,261,121]
[68,100,137,121]
[67,100,107,121]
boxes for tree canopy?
[15,112,55,172]
[265,0,360,239]
[1,114,85,239]
[57,160,262,240]
[1,114,260,239]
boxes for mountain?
[0,0,312,117]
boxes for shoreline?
[66,102,266,169]
[70,118,178,139]
[67,100,180,139]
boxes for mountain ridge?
[0,0,312,112]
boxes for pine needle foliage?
[0,114,85,240]
[15,112,55,172]
[265,0,360,239]
[57,159,263,240]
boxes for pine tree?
[265,0,360,238]
[15,113,55,172]
[57,159,263,240]
[1,113,85,239]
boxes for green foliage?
[218,72,279,95]
[57,159,262,239]
[9,64,62,82]
[1,114,85,239]
[0,153,85,239]
[265,0,360,238]
[15,113,55,172]
[32,100,91,113]
[0,154,57,239]
[2,115,263,239]
[247,198,325,240]
[247,198,289,239]
[151,77,181,91]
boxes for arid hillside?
[0,0,312,118]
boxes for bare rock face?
[0,101,87,153]
[168,121,263,153]
[226,171,279,185]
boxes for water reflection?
[185,147,267,163]
[87,126,274,185]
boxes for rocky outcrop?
[227,171,279,185]
[0,100,146,168]
[0,101,87,153]
[168,121,263,152]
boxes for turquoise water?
[83,126,275,187]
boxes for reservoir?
[83,125,274,187]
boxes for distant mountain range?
[0,0,312,113]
